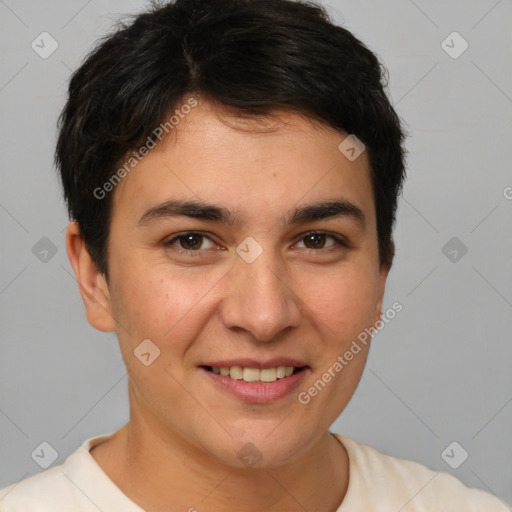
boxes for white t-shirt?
[0,431,508,511]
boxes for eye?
[295,231,348,251]
[164,230,349,256]
[165,232,217,252]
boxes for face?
[83,98,388,468]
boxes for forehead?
[111,100,375,229]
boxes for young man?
[0,0,508,510]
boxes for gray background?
[1,0,511,506]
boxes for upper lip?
[200,358,309,369]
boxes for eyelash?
[164,231,349,256]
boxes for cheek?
[109,262,222,344]
[298,264,380,338]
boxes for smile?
[205,365,301,383]
[200,364,309,403]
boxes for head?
[59,0,406,468]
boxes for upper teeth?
[211,366,295,382]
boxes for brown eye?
[178,233,203,250]
[165,232,216,252]
[297,232,344,250]
[303,233,327,249]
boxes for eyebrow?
[138,198,366,230]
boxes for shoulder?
[0,464,81,511]
[333,433,510,511]
[0,433,123,512]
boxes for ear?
[374,263,390,324]
[374,246,394,325]
[65,221,116,332]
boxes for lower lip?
[199,367,310,403]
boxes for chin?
[214,423,315,470]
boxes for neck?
[91,405,349,512]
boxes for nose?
[219,247,302,342]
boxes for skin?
[66,97,390,511]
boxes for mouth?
[201,365,306,383]
[198,363,310,403]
